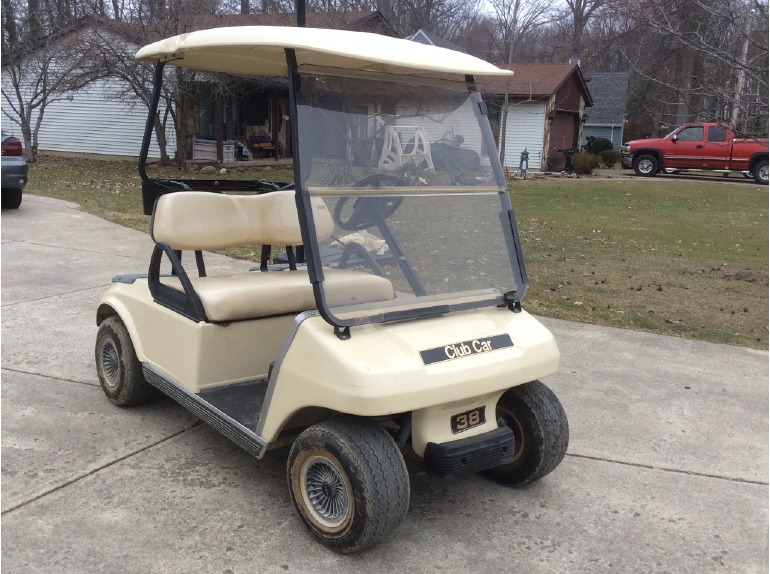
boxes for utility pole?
[498,20,517,167]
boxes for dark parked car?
[2,133,28,209]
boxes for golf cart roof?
[135,26,514,78]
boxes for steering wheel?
[333,174,406,231]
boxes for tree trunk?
[376,0,394,29]
[731,19,751,129]
[675,47,694,125]
[153,113,171,166]
[1,0,18,48]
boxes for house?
[582,73,629,150]
[188,11,398,162]
[478,64,593,171]
[405,29,467,53]
[1,17,176,159]
[1,12,396,161]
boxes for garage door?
[500,102,546,170]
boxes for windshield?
[295,68,526,325]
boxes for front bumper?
[2,157,28,190]
[424,425,515,477]
[620,155,633,169]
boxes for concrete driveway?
[2,195,767,573]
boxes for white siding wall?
[501,102,547,170]
[1,74,175,159]
[33,78,175,158]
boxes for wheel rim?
[638,159,653,174]
[297,453,353,533]
[100,340,120,388]
[759,165,768,181]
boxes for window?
[676,126,704,142]
[708,126,727,142]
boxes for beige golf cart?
[95,26,568,553]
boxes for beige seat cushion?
[151,190,335,249]
[162,268,394,322]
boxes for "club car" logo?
[420,334,513,365]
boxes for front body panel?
[259,307,559,442]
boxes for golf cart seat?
[149,190,395,322]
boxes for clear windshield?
[296,68,525,324]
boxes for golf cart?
[95,26,568,554]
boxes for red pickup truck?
[620,123,768,184]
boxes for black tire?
[95,316,154,407]
[482,381,568,487]
[287,417,410,553]
[2,189,22,209]
[633,154,658,177]
[753,159,768,185]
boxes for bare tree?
[488,0,549,58]
[87,23,176,163]
[2,6,102,159]
[562,0,605,62]
[614,0,768,133]
[373,0,481,38]
[488,0,549,162]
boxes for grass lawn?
[23,155,769,349]
[513,175,768,349]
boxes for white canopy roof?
[135,26,513,78]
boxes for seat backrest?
[150,190,334,250]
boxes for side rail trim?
[143,365,269,459]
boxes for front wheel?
[95,316,155,406]
[633,154,659,177]
[287,417,410,553]
[753,159,768,185]
[482,381,568,487]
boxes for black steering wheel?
[333,174,406,231]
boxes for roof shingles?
[478,63,591,105]
[583,73,629,125]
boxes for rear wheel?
[287,417,410,553]
[482,381,568,487]
[753,159,768,185]
[2,188,22,209]
[95,316,154,406]
[633,154,658,177]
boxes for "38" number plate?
[451,406,486,434]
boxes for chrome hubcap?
[639,159,653,173]
[101,341,120,387]
[303,457,349,526]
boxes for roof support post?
[139,61,166,183]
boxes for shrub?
[590,137,613,155]
[572,152,602,175]
[599,150,620,168]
